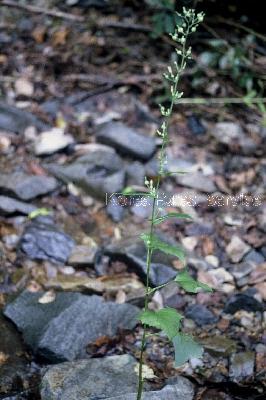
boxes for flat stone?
[243,249,265,265]
[208,267,234,285]
[0,102,48,134]
[34,128,74,155]
[212,122,244,145]
[0,195,36,216]
[230,261,255,280]
[106,195,126,222]
[41,354,138,400]
[229,352,255,381]
[126,161,145,186]
[46,147,125,199]
[201,336,237,357]
[68,243,98,266]
[96,121,156,160]
[4,291,139,362]
[0,172,58,201]
[185,304,218,326]
[20,219,75,264]
[226,236,251,263]
[176,172,216,193]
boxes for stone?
[68,243,98,266]
[243,249,265,264]
[176,172,216,193]
[212,122,244,146]
[201,336,237,357]
[229,261,254,280]
[106,195,126,222]
[185,304,218,326]
[224,293,264,314]
[14,78,34,97]
[185,222,214,236]
[34,128,74,155]
[20,219,75,264]
[229,352,255,381]
[187,115,206,135]
[0,102,48,134]
[0,195,36,216]
[126,161,145,186]
[0,172,58,201]
[46,146,125,199]
[96,122,156,160]
[41,354,138,400]
[4,291,139,362]
[226,236,251,263]
[208,268,234,285]
[131,197,153,219]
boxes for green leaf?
[153,212,192,225]
[173,333,203,366]
[140,233,186,264]
[174,269,213,293]
[28,208,51,219]
[139,308,183,340]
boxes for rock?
[34,128,74,155]
[66,0,109,8]
[226,236,251,263]
[106,195,126,222]
[96,122,156,160]
[185,222,214,236]
[0,172,58,201]
[68,243,98,266]
[126,161,145,186]
[243,249,265,264]
[185,304,218,326]
[0,314,35,396]
[46,146,125,199]
[224,293,264,314]
[131,197,153,219]
[229,261,255,280]
[201,336,237,357]
[212,122,244,145]
[14,78,34,97]
[0,195,36,216]
[208,268,234,285]
[104,237,177,286]
[4,291,139,362]
[20,219,75,264]
[0,102,48,134]
[41,354,138,400]
[176,172,216,193]
[229,352,255,381]
[205,255,219,268]
[187,115,206,135]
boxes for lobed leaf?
[173,333,203,366]
[139,308,183,340]
[140,233,186,264]
[174,268,213,293]
[153,212,192,225]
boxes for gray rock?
[224,293,264,314]
[226,236,251,263]
[0,102,48,134]
[41,354,138,400]
[0,172,58,201]
[4,291,139,362]
[0,195,36,216]
[243,249,265,264]
[126,161,145,186]
[20,219,75,264]
[185,304,218,326]
[131,197,153,219]
[96,122,156,160]
[68,244,98,266]
[106,195,126,222]
[229,352,255,381]
[34,128,74,155]
[176,172,216,193]
[212,122,244,146]
[46,147,125,199]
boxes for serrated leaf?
[153,212,192,225]
[139,308,183,340]
[140,233,186,264]
[174,269,213,293]
[173,333,203,366]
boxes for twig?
[0,0,84,22]
[177,97,266,105]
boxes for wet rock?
[4,291,139,362]
[185,304,218,326]
[176,172,216,193]
[20,219,75,264]
[224,293,264,314]
[0,195,36,216]
[0,172,58,201]
[0,102,48,134]
[201,336,237,357]
[226,236,251,263]
[34,128,74,155]
[96,122,156,160]
[187,115,206,135]
[46,146,125,199]
[68,243,98,267]
[229,352,255,381]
